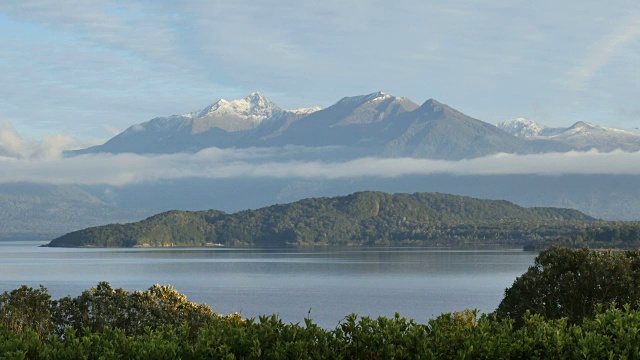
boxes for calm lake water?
[0,241,536,328]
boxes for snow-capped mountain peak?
[336,91,392,106]
[191,92,282,121]
[496,118,550,137]
[288,106,322,115]
[368,91,391,102]
[567,120,591,129]
[171,92,286,132]
[560,121,639,137]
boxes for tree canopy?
[495,247,640,326]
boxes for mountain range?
[70,91,640,160]
[4,92,640,240]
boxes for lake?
[0,241,536,328]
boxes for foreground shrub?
[495,247,640,326]
[51,282,217,337]
[0,282,221,338]
[4,306,640,359]
[0,285,53,337]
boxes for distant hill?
[76,174,640,221]
[7,173,640,241]
[46,191,595,248]
[0,183,152,240]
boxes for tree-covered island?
[46,191,607,248]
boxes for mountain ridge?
[69,92,569,160]
[69,93,640,158]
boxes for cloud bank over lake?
[1,145,640,186]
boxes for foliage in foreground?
[496,247,640,326]
[0,282,232,339]
[4,306,640,359]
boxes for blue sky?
[0,1,639,141]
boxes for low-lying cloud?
[1,146,640,186]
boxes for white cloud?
[103,125,121,136]
[0,121,28,158]
[0,120,82,159]
[0,146,639,186]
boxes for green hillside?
[46,191,595,247]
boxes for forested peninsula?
[46,191,600,248]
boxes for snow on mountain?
[188,92,279,120]
[335,91,392,107]
[497,118,544,137]
[186,92,321,120]
[176,92,325,133]
[557,121,634,137]
[72,91,640,157]
[329,92,418,127]
[182,92,284,133]
[288,106,322,115]
[496,118,563,137]
[498,118,640,152]
[546,121,640,151]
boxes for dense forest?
[525,222,640,250]
[4,248,640,358]
[46,191,596,248]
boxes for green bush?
[0,285,53,337]
[52,282,216,337]
[495,247,640,326]
[4,306,640,359]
